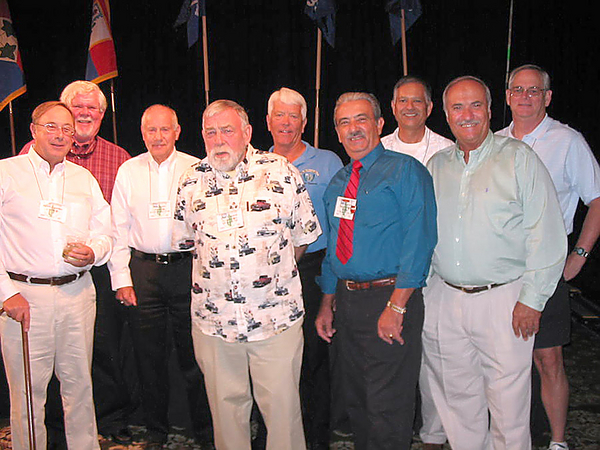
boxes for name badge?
[334,196,357,220]
[148,202,172,219]
[217,209,244,231]
[38,200,67,223]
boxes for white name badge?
[38,200,67,223]
[217,209,244,231]
[148,202,172,219]
[334,196,357,220]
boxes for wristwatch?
[573,247,590,258]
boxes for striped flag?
[0,0,26,112]
[175,0,205,48]
[86,0,118,84]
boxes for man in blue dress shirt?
[316,92,437,450]
[267,87,343,450]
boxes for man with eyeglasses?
[498,64,600,450]
[0,101,112,449]
[19,81,132,447]
[108,105,212,449]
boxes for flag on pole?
[86,0,118,84]
[175,0,205,48]
[305,0,336,47]
[0,0,26,112]
[386,0,422,45]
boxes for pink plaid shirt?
[20,136,130,203]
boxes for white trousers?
[192,320,306,450]
[0,274,99,450]
[422,275,533,450]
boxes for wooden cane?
[0,308,37,449]
[21,324,36,449]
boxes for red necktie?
[336,160,362,265]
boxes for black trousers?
[335,283,424,450]
[128,253,212,443]
[298,249,331,448]
[91,264,136,434]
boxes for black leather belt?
[131,248,191,265]
[444,281,506,294]
[8,271,87,286]
[345,276,396,291]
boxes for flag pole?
[202,14,210,107]
[314,28,322,148]
[9,101,17,156]
[400,9,408,76]
[110,79,118,145]
[502,0,515,127]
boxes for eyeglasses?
[34,122,75,136]
[509,86,546,98]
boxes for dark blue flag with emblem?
[386,0,422,45]
[175,0,205,47]
[304,0,336,47]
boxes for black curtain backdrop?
[3,0,599,163]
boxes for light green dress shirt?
[426,131,567,311]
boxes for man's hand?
[2,293,31,331]
[315,293,336,343]
[512,301,541,341]
[377,307,404,345]
[63,244,95,267]
[116,286,137,307]
[377,288,413,345]
[563,252,586,281]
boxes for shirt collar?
[148,147,177,170]
[68,137,98,159]
[510,114,550,141]
[355,142,385,170]
[28,144,66,175]
[455,130,494,166]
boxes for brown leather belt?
[444,281,506,294]
[131,248,191,265]
[8,271,87,286]
[345,277,396,291]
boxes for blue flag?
[175,0,205,47]
[386,0,422,45]
[304,0,335,48]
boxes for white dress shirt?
[108,149,199,290]
[381,126,453,165]
[497,115,600,234]
[0,149,112,302]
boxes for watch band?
[573,247,590,258]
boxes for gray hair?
[392,76,432,104]
[203,99,250,128]
[442,76,492,114]
[334,92,382,125]
[268,87,307,121]
[508,64,551,90]
[60,81,107,112]
[141,104,179,128]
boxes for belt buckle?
[345,280,357,291]
[155,254,169,265]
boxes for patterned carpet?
[1,319,599,449]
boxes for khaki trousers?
[0,274,99,450]
[192,319,306,450]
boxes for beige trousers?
[192,319,306,450]
[0,274,99,450]
[422,275,534,450]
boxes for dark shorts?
[534,278,571,349]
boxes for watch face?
[575,247,589,257]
